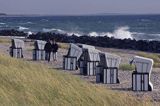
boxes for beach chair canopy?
[131,56,153,73]
[78,44,100,61]
[99,52,121,68]
[78,44,95,50]
[34,40,46,50]
[87,49,100,61]
[68,43,83,60]
[11,39,24,48]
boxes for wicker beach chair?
[79,44,100,76]
[10,39,24,58]
[33,40,46,60]
[96,52,121,84]
[63,43,83,70]
[131,56,154,91]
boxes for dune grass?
[0,37,10,44]
[0,54,152,105]
[58,43,69,49]
[119,64,135,71]
[137,52,160,68]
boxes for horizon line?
[1,12,160,17]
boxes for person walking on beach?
[52,39,59,61]
[44,39,52,62]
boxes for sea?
[0,15,160,40]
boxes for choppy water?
[0,15,160,40]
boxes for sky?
[0,0,160,15]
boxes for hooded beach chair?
[79,44,100,76]
[10,39,24,58]
[33,40,46,60]
[130,56,153,91]
[96,52,121,84]
[63,43,83,70]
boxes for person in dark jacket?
[52,39,59,61]
[44,39,52,62]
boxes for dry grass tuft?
[120,64,135,71]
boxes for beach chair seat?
[132,72,150,91]
[63,56,77,70]
[80,60,99,76]
[103,67,119,84]
[33,49,45,60]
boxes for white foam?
[27,31,33,35]
[42,28,66,34]
[88,26,133,39]
[89,32,98,37]
[107,26,133,39]
[26,22,33,24]
[18,26,29,31]
[41,26,134,40]
[0,23,6,25]
[19,22,34,25]
[88,32,107,37]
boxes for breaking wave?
[88,26,133,39]
[107,26,133,39]
[27,31,33,35]
[41,26,133,40]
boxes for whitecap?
[42,28,66,34]
[19,22,34,25]
[18,26,29,31]
[0,23,6,25]
[26,22,33,24]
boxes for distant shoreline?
[1,13,160,17]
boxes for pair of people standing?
[44,39,58,62]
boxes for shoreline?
[1,29,160,53]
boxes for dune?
[0,54,151,105]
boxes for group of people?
[44,39,59,62]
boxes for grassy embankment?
[0,37,10,45]
[0,54,152,105]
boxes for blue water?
[0,15,160,40]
